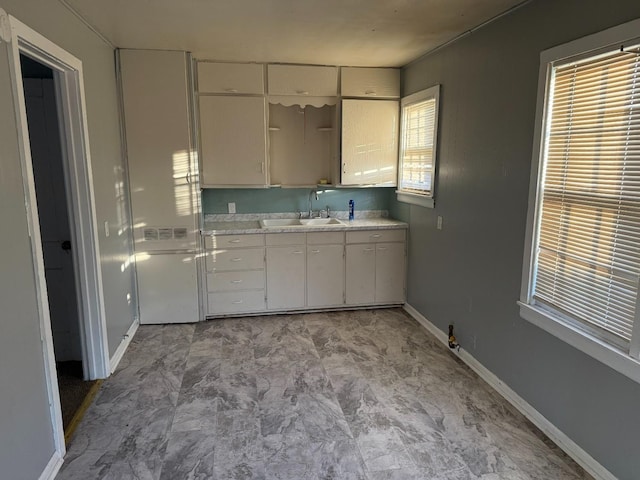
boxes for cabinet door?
[197,62,264,94]
[268,65,338,97]
[119,50,199,245]
[199,95,267,186]
[307,245,344,307]
[345,244,376,305]
[341,67,400,98]
[341,99,399,186]
[266,246,305,310]
[375,243,405,303]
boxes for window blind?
[534,45,640,346]
[399,97,437,194]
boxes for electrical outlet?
[228,202,236,214]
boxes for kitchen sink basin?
[259,219,303,227]
[259,218,345,228]
[299,218,345,226]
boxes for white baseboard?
[403,303,616,480]
[38,451,63,480]
[109,319,139,373]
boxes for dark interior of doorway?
[20,54,98,435]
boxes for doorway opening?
[7,14,111,466]
[20,54,98,433]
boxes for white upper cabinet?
[199,95,268,186]
[197,62,265,95]
[341,99,399,186]
[268,65,338,102]
[341,67,400,98]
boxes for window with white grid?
[397,85,440,208]
[521,21,640,383]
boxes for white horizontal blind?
[399,96,437,195]
[534,46,640,347]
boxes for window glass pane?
[533,46,640,345]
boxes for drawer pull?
[364,247,374,252]
[310,249,321,254]
[230,258,243,262]
[231,300,243,304]
[378,247,387,251]
[296,89,309,95]
[229,239,241,243]
[371,234,382,238]
[225,88,239,93]
[292,250,304,254]
[230,279,243,284]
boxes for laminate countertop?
[201,218,407,235]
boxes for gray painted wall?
[0,0,137,358]
[0,0,136,476]
[400,1,640,478]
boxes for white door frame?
[5,13,110,464]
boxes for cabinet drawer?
[197,62,264,94]
[341,67,400,98]
[268,65,338,97]
[208,291,265,314]
[206,248,264,272]
[266,232,306,246]
[205,234,264,250]
[307,231,344,245]
[207,270,265,292]
[346,229,405,244]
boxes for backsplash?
[201,187,395,215]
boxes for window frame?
[396,84,440,208]
[520,17,640,384]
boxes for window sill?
[518,302,640,384]
[396,191,434,208]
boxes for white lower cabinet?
[266,245,306,310]
[204,228,405,316]
[204,234,266,315]
[346,230,406,306]
[375,243,406,303]
[307,244,344,307]
[345,244,376,304]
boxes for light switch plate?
[228,202,236,214]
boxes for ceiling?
[63,0,527,67]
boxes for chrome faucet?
[308,189,319,218]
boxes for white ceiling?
[63,0,526,67]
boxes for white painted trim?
[110,318,139,373]
[6,14,112,478]
[519,17,640,383]
[37,452,63,480]
[403,303,617,480]
[8,14,111,380]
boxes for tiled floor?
[58,308,591,479]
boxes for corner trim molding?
[38,452,63,480]
[403,303,617,480]
[109,319,139,373]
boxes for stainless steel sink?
[259,218,345,228]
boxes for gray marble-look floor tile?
[159,430,216,480]
[62,309,592,480]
